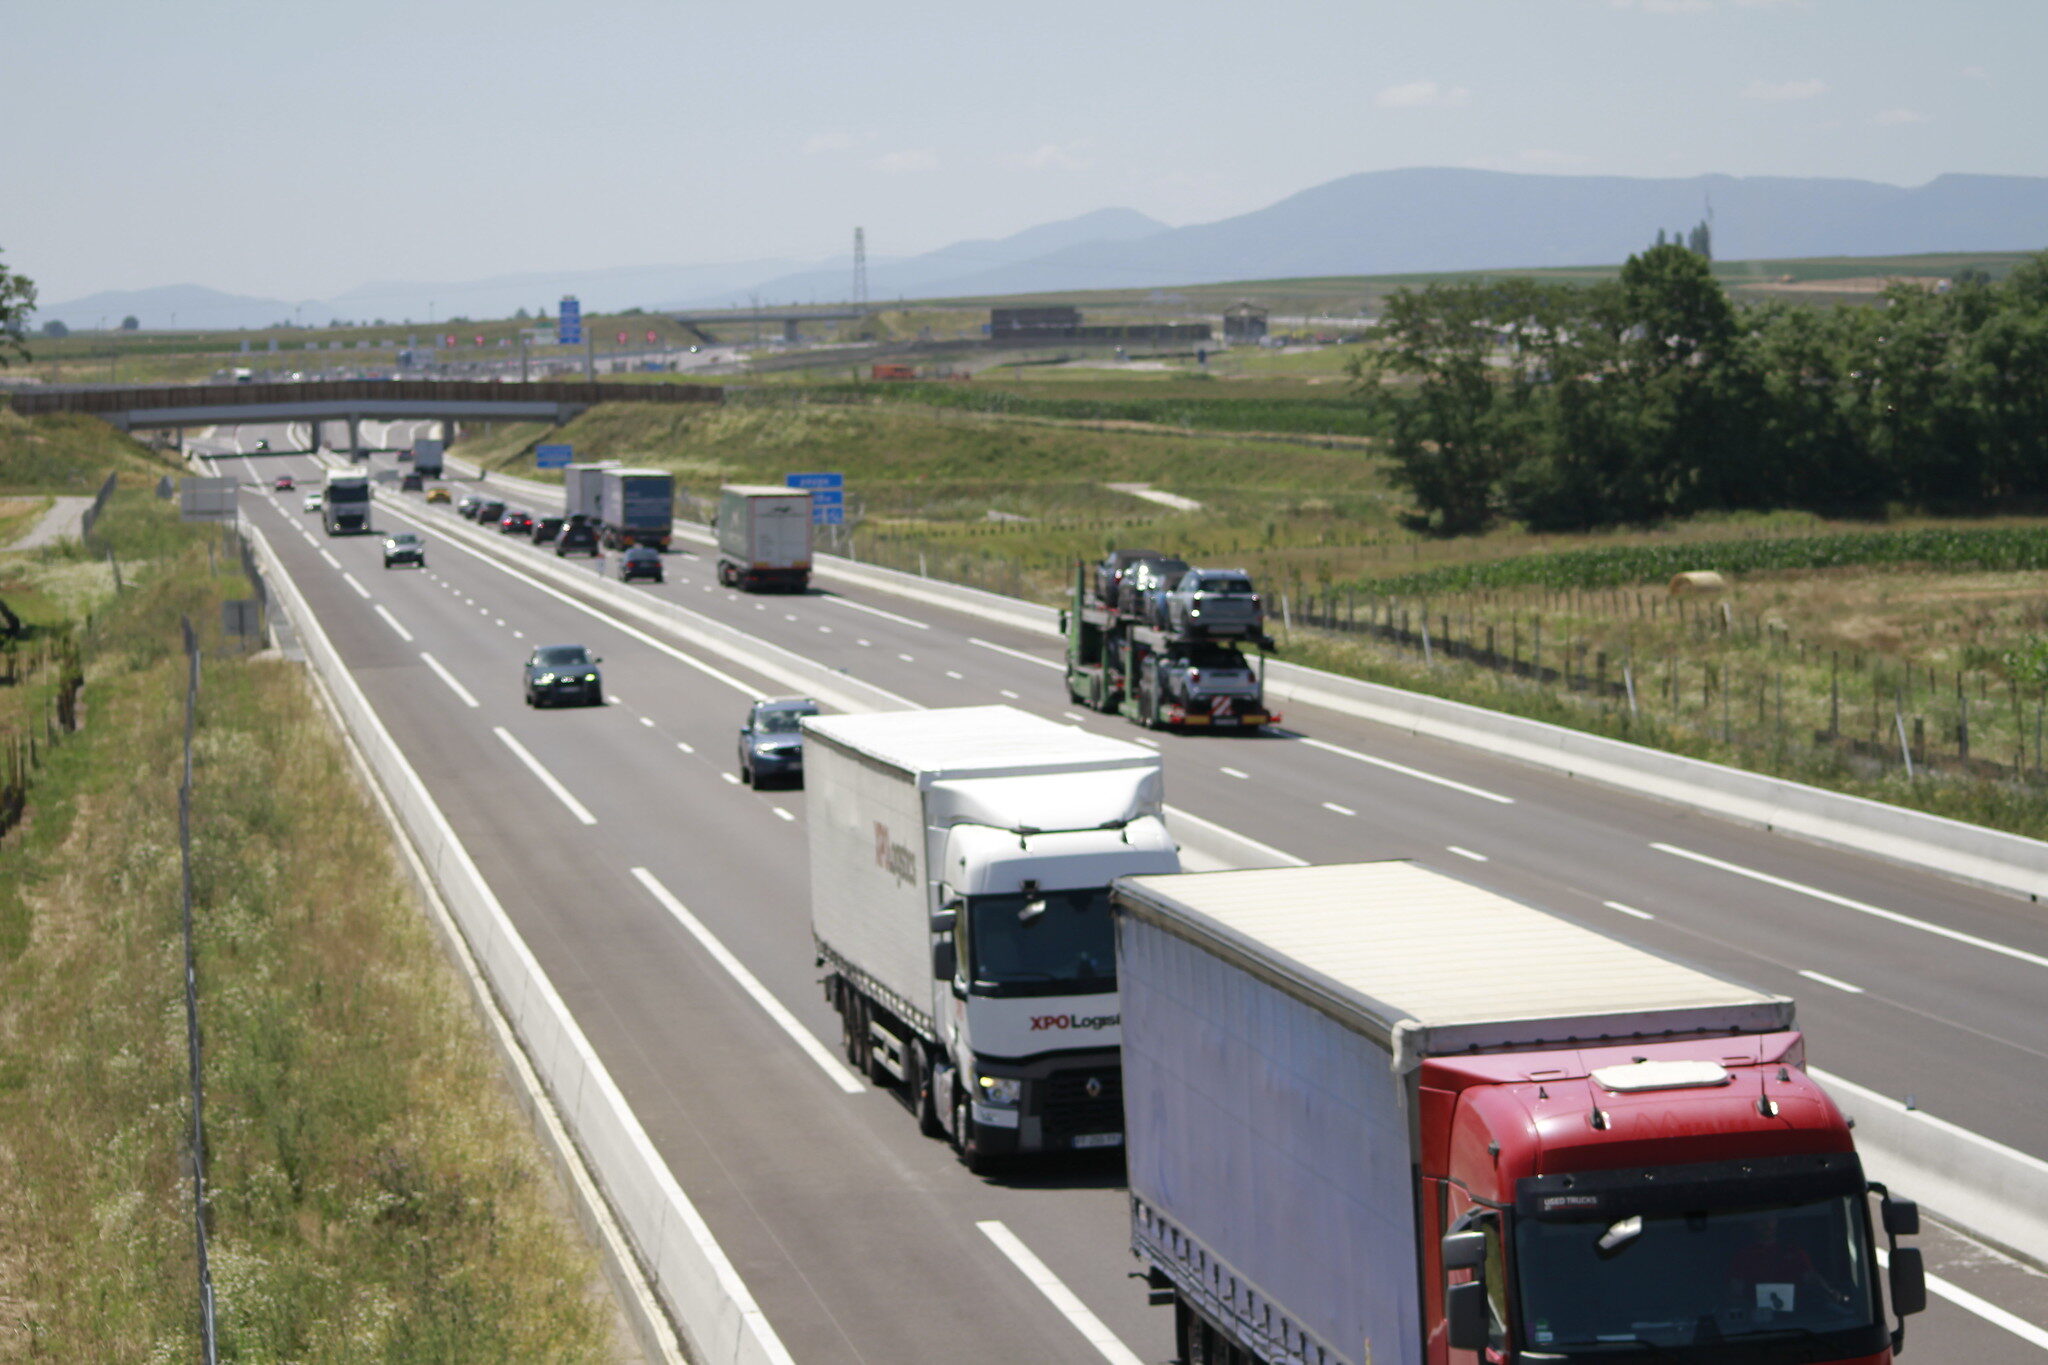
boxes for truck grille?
[1040,1068,1123,1140]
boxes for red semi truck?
[1112,861,1927,1365]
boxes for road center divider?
[246,518,796,1365]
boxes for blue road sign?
[813,502,845,526]
[807,488,844,507]
[536,443,573,469]
[785,471,843,491]
[558,296,582,346]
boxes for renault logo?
[1085,1076,1103,1100]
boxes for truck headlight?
[976,1075,1023,1107]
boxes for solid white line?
[1322,801,1356,816]
[975,1221,1146,1365]
[373,604,414,641]
[1220,767,1249,780]
[1604,900,1656,921]
[970,636,1062,671]
[1877,1248,2048,1351]
[1653,843,2048,971]
[823,595,929,629]
[342,572,371,600]
[1447,845,1489,862]
[1798,969,1866,995]
[631,869,864,1094]
[493,727,598,825]
[1296,736,1515,805]
[772,807,795,822]
[419,652,480,708]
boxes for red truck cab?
[1421,1034,1924,1363]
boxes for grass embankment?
[0,471,616,1359]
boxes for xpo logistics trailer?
[716,484,812,591]
[1112,862,1927,1365]
[805,705,1180,1170]
[596,467,674,550]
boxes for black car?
[737,697,818,788]
[619,544,664,583]
[457,494,484,519]
[475,499,506,526]
[400,471,424,492]
[1117,556,1191,625]
[1095,548,1164,606]
[531,515,565,545]
[523,644,603,708]
[555,521,600,557]
[381,532,426,569]
[500,508,534,535]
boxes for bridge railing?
[5,378,721,417]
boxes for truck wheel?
[952,1087,991,1176]
[907,1045,944,1138]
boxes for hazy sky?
[10,0,2043,304]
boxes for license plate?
[1072,1133,1123,1149]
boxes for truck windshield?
[1515,1195,1879,1357]
[327,483,370,505]
[966,888,1116,994]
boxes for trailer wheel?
[839,989,867,1073]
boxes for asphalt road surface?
[208,423,2048,1361]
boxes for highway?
[199,421,2048,1360]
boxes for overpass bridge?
[5,378,720,450]
[671,308,868,344]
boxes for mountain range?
[41,168,2048,331]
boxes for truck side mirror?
[929,908,957,934]
[932,942,956,980]
[1441,1230,1487,1271]
[1445,1281,1488,1352]
[1882,1196,1919,1237]
[1889,1246,1927,1319]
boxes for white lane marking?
[342,572,371,600]
[857,638,872,647]
[975,1221,1146,1365]
[1798,969,1866,995]
[721,772,740,785]
[638,875,864,1096]
[677,741,696,755]
[784,613,798,622]
[639,716,655,727]
[1322,801,1356,816]
[898,653,915,663]
[946,670,963,680]
[1220,767,1249,780]
[1000,689,1020,700]
[513,630,524,639]
[606,694,623,705]
[1063,712,1089,724]
[970,636,1061,671]
[772,807,794,823]
[817,625,832,634]
[375,500,773,701]
[1296,736,1515,805]
[1447,845,1489,862]
[493,727,598,826]
[631,868,864,1094]
[1877,1247,2048,1351]
[419,652,480,708]
[1654,843,2048,971]
[1131,737,1159,749]
[319,549,341,569]
[374,605,414,641]
[824,595,929,629]
[496,617,506,627]
[1604,900,1656,920]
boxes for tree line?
[1354,244,2048,534]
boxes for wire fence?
[0,632,84,843]
[1284,587,2048,789]
[177,615,221,1364]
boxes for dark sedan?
[619,544,664,583]
[531,515,565,545]
[499,508,534,535]
[555,521,600,557]
[523,644,603,708]
[381,532,426,569]
[737,697,818,788]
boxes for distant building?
[988,304,1211,346]
[1223,302,1269,343]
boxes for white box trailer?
[562,460,619,523]
[806,705,1180,1168]
[1112,862,1919,1365]
[715,485,812,592]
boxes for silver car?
[1164,569,1266,638]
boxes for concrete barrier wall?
[248,521,795,1365]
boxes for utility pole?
[852,227,869,312]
